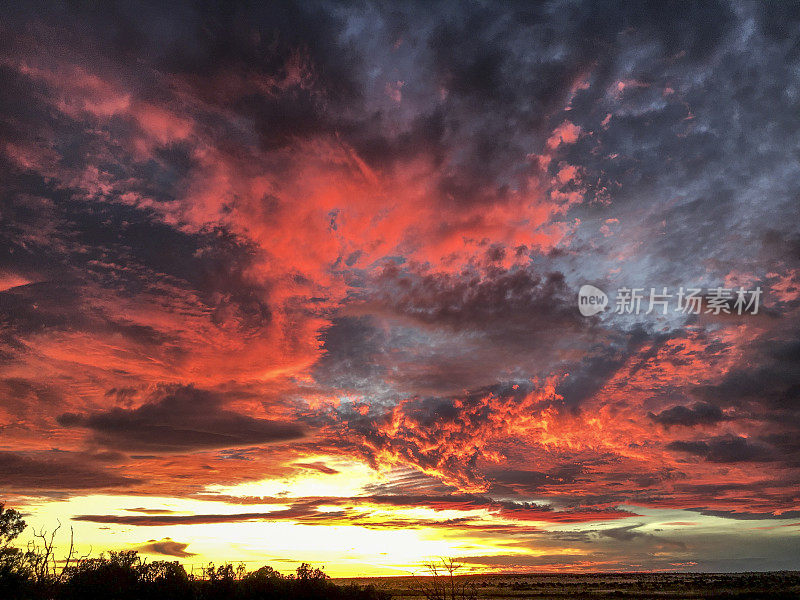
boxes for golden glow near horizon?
[13,495,517,577]
[12,467,798,577]
[9,461,515,577]
[8,455,577,577]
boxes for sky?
[0,0,799,577]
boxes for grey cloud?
[649,402,728,427]
[137,537,197,558]
[58,386,304,453]
[667,435,775,463]
[0,451,140,491]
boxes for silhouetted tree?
[0,503,26,546]
[415,558,477,600]
[0,502,33,600]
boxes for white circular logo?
[578,284,608,316]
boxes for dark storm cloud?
[696,331,800,415]
[312,316,389,393]
[666,435,775,463]
[487,466,582,493]
[0,451,140,490]
[649,402,728,427]
[315,265,605,399]
[57,386,304,453]
[33,0,363,161]
[2,0,360,97]
[370,265,580,334]
[685,329,800,472]
[363,0,737,203]
[369,266,591,377]
[758,432,800,468]
[694,509,800,521]
[555,349,628,408]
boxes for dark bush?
[58,551,194,600]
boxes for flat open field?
[335,572,800,599]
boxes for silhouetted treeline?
[3,552,390,600]
[1,502,390,600]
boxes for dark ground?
[335,572,800,599]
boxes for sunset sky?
[1,1,799,576]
